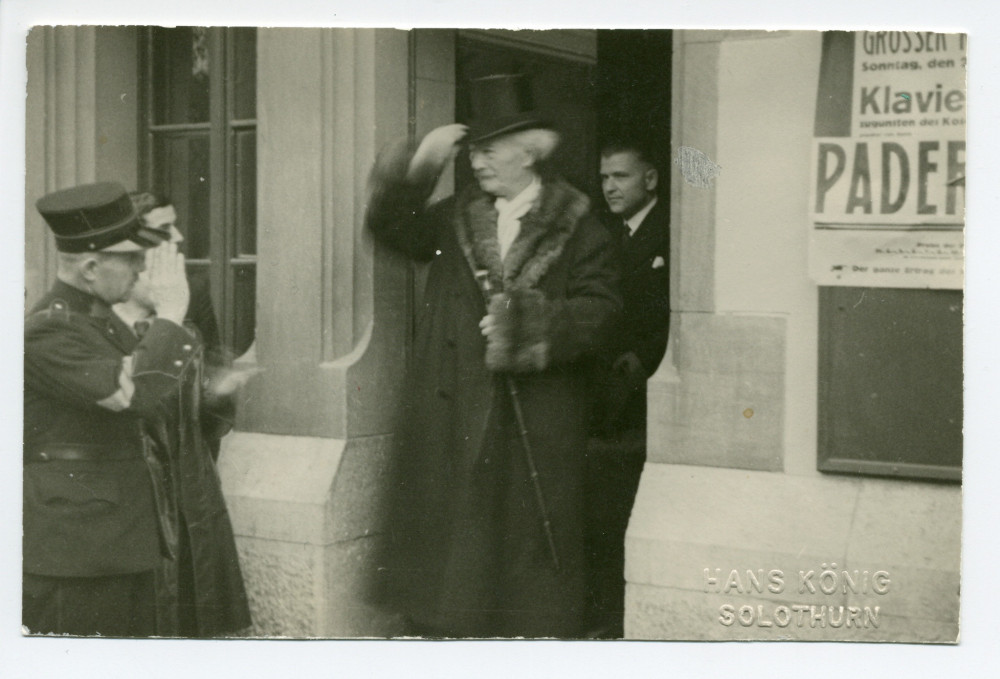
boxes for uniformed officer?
[24,181,197,637]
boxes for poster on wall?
[810,31,966,289]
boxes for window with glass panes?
[141,26,256,356]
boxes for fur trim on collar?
[454,177,591,296]
[455,192,503,295]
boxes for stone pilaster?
[219,28,459,637]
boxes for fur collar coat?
[365,140,621,638]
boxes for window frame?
[138,26,257,356]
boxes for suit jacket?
[182,268,232,460]
[616,197,670,375]
[590,198,670,435]
[185,268,224,366]
[24,281,199,577]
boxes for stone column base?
[217,431,406,638]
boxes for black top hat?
[466,74,553,144]
[36,182,164,253]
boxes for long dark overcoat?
[147,337,251,637]
[366,145,621,638]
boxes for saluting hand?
[407,123,469,184]
[145,241,190,326]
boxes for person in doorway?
[365,74,621,638]
[584,140,671,638]
[113,220,254,637]
[24,182,194,636]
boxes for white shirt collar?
[495,177,541,262]
[625,196,658,236]
[495,177,541,215]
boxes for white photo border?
[1,1,994,677]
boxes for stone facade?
[625,30,961,642]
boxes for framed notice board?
[817,286,963,482]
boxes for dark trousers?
[583,429,646,638]
[23,571,157,637]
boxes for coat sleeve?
[200,382,236,445]
[365,139,443,262]
[185,269,226,367]
[545,215,623,365]
[24,313,199,419]
[182,319,236,447]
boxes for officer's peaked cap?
[36,182,165,253]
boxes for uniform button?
[53,303,63,310]
[38,452,49,461]
[174,360,183,367]
[182,344,192,351]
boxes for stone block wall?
[625,465,960,642]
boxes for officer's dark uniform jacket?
[24,280,199,577]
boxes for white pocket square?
[652,256,666,269]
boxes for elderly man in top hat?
[24,182,196,636]
[366,74,621,638]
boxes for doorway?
[453,29,672,209]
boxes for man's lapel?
[623,200,665,269]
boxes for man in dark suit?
[24,182,195,636]
[116,194,253,637]
[127,192,232,463]
[584,141,670,637]
[128,192,223,366]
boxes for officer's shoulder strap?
[25,297,75,329]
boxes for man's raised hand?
[145,241,190,326]
[407,124,469,184]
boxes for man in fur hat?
[366,75,621,638]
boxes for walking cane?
[475,271,561,571]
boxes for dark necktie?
[134,320,151,339]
